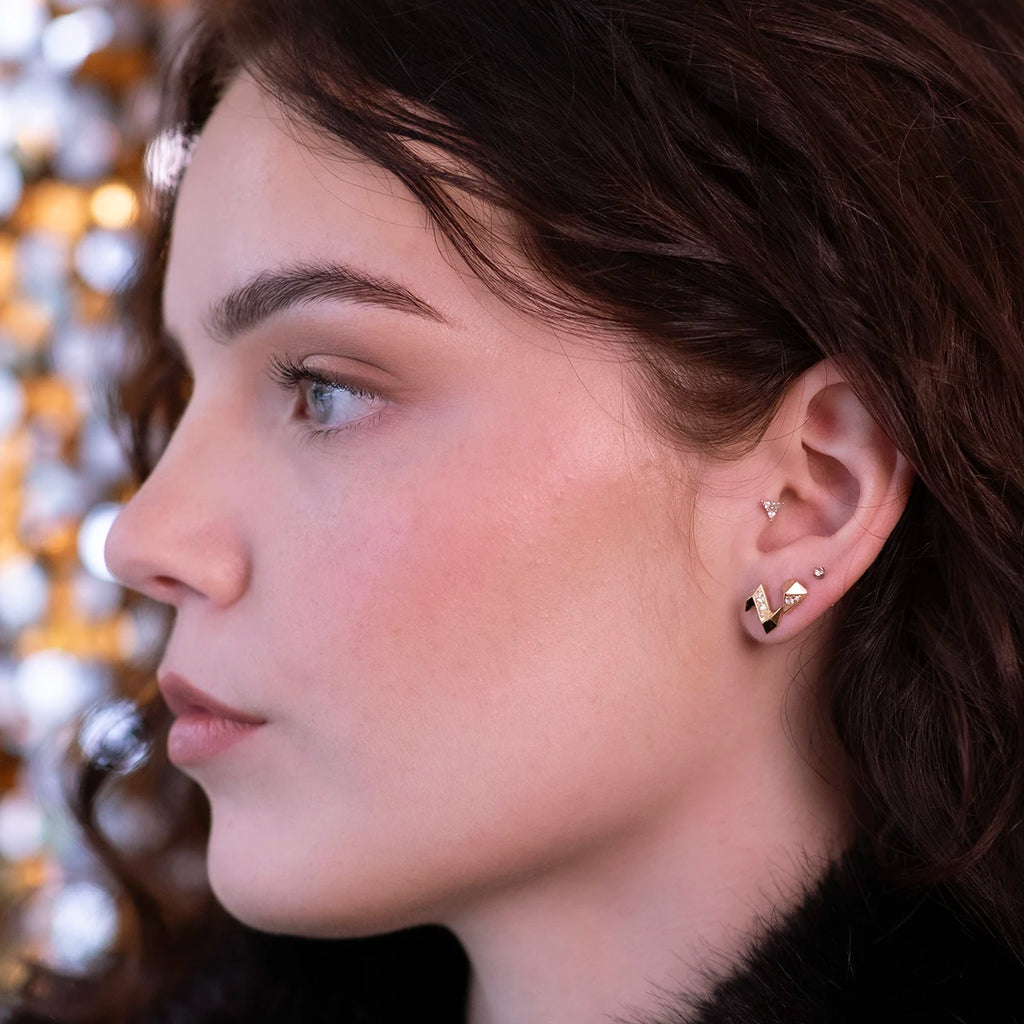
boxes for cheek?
[252,423,700,798]
[271,438,661,686]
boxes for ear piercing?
[750,503,825,632]
[745,579,809,634]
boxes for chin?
[209,876,379,938]
[204,839,440,940]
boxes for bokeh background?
[0,0,188,997]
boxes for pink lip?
[158,671,266,766]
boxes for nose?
[103,412,251,609]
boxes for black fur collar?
[668,845,1024,1024]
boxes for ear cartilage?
[745,579,809,635]
[761,500,784,523]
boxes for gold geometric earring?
[745,579,808,634]
[781,579,808,609]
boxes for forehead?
[163,76,472,335]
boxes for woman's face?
[104,77,747,936]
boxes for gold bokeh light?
[90,181,139,230]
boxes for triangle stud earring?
[762,500,783,522]
[782,580,808,609]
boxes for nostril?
[152,575,183,595]
[119,572,184,607]
[153,584,183,607]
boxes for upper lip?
[157,670,266,725]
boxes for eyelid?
[264,352,382,396]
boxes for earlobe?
[740,360,915,643]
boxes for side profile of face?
[104,76,769,938]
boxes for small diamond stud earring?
[762,500,783,523]
[782,579,808,609]
[814,566,826,579]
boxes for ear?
[737,359,915,642]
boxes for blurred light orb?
[0,369,26,436]
[143,126,194,193]
[90,181,137,229]
[20,181,90,236]
[48,881,119,971]
[53,86,119,182]
[41,7,115,73]
[0,0,48,63]
[78,501,120,582]
[72,567,122,619]
[22,461,89,530]
[48,323,99,386]
[54,113,120,182]
[74,228,139,293]
[0,656,19,735]
[0,155,24,219]
[78,698,149,774]
[0,554,49,631]
[13,650,108,745]
[78,412,128,483]
[0,83,13,148]
[10,73,68,164]
[0,788,46,861]
[0,298,53,354]
[16,231,72,297]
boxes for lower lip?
[167,714,263,765]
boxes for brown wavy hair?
[9,1,1024,1020]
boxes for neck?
[446,728,851,1024]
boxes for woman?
[10,0,1024,1021]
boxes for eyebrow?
[175,260,447,346]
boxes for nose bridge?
[104,406,251,607]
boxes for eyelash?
[265,352,386,443]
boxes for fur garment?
[675,845,1024,1024]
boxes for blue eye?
[266,353,386,439]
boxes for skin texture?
[104,78,913,1024]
